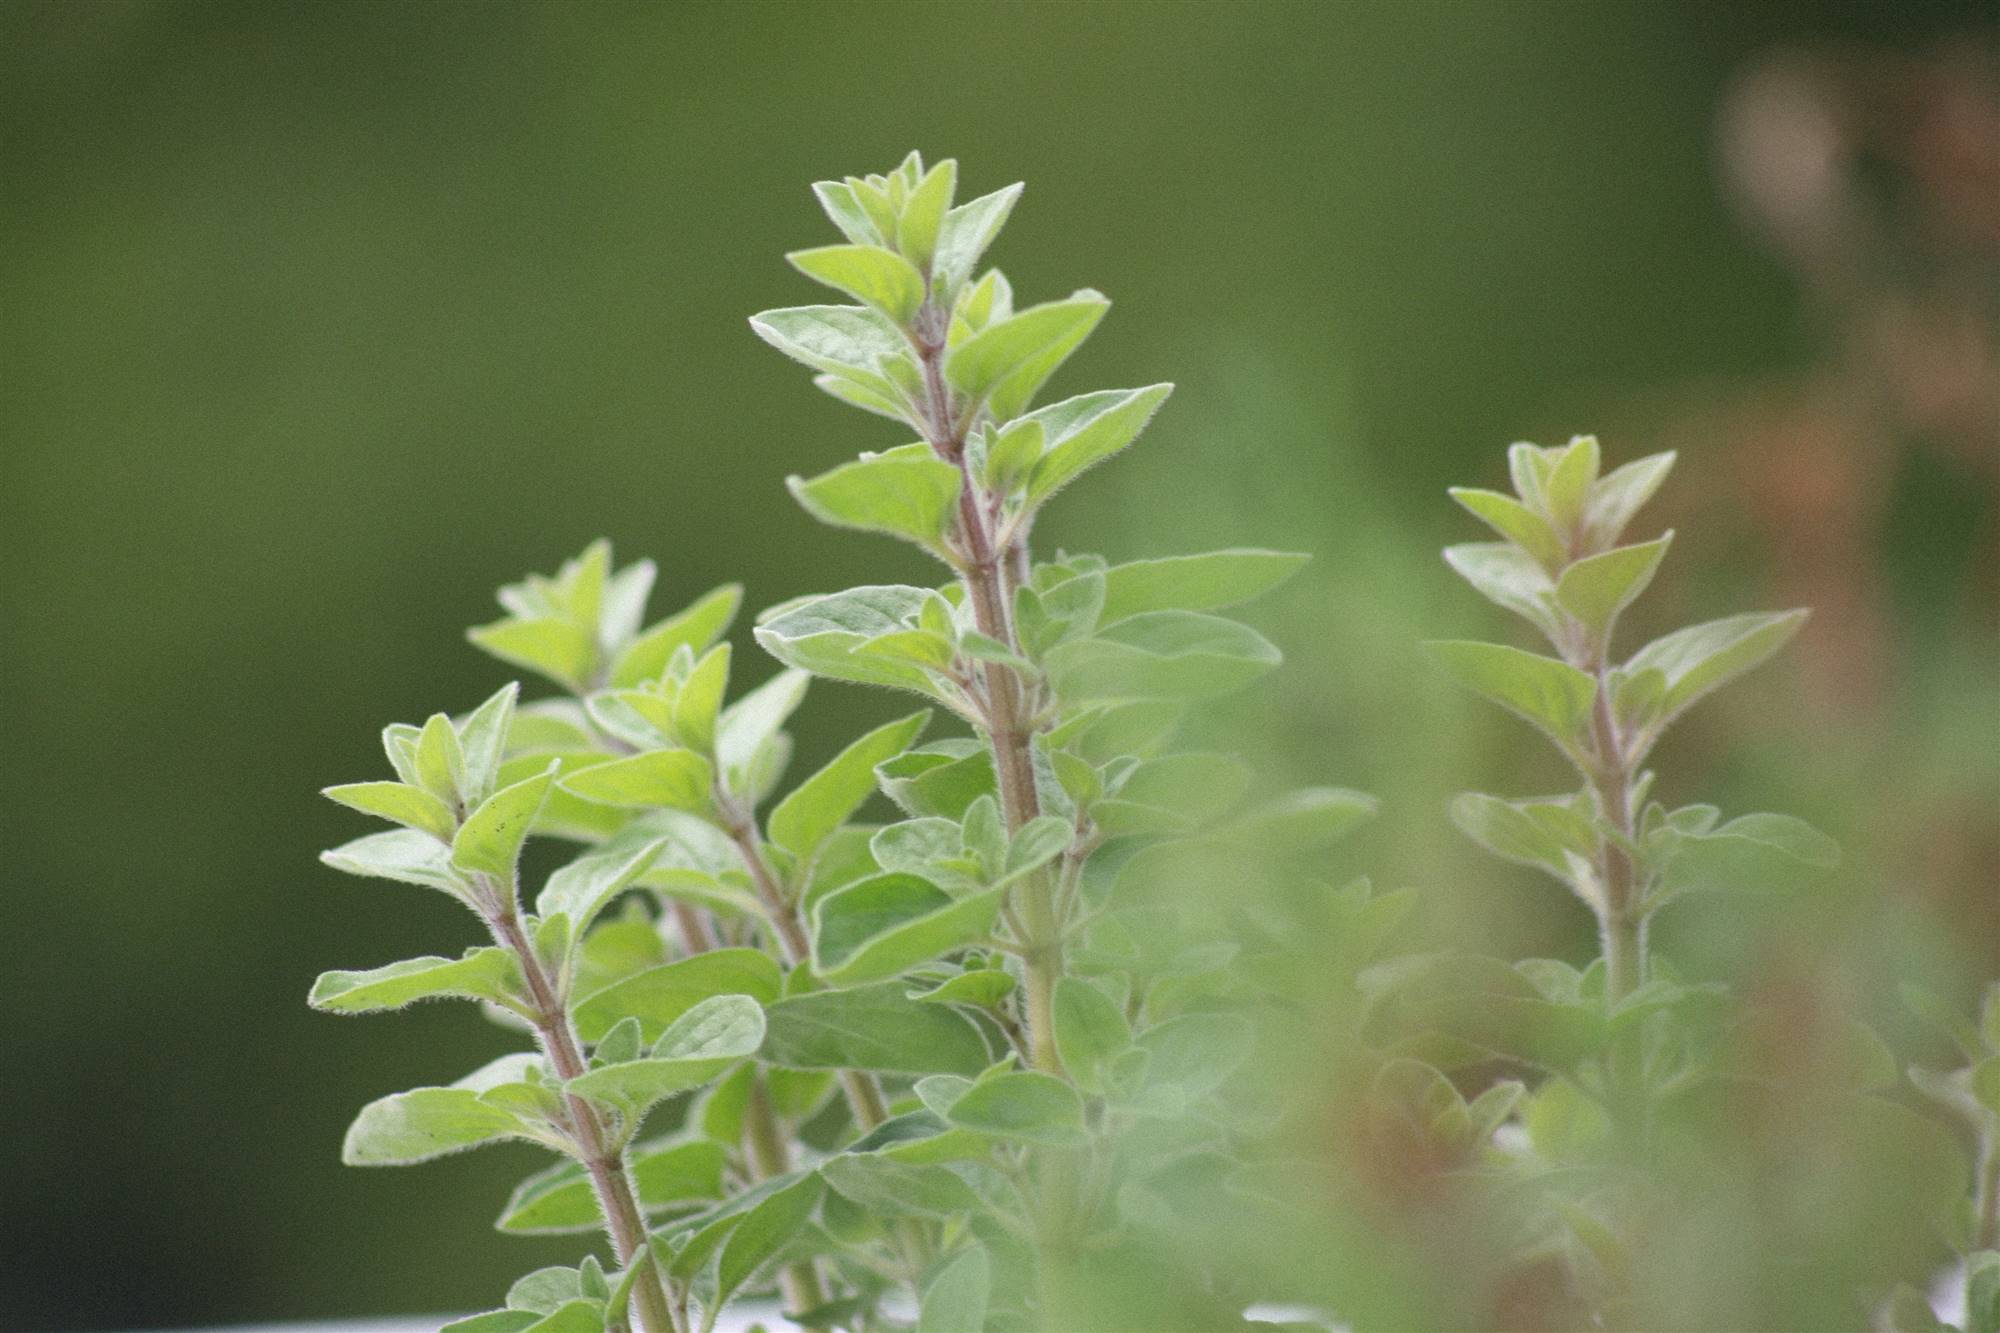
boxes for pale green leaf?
[755,585,954,700]
[321,828,462,896]
[456,682,520,806]
[1045,610,1281,702]
[498,1139,727,1234]
[322,781,457,843]
[1053,977,1131,1096]
[1096,546,1305,626]
[1624,610,1809,727]
[1442,543,1559,638]
[788,244,924,323]
[762,982,992,1074]
[452,763,559,878]
[813,875,1006,987]
[1021,383,1172,507]
[819,1153,978,1218]
[748,305,903,393]
[610,584,743,689]
[918,1246,990,1333]
[535,839,668,940]
[566,995,766,1120]
[559,749,714,814]
[468,617,598,694]
[899,158,956,273]
[1449,486,1567,570]
[945,293,1107,407]
[788,451,962,551]
[945,1070,1087,1146]
[1583,450,1675,550]
[574,948,783,1044]
[932,183,1022,293]
[310,948,520,1015]
[1426,640,1597,752]
[770,710,932,861]
[715,1174,825,1308]
[342,1057,540,1166]
[1555,533,1672,640]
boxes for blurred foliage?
[0,0,1992,1328]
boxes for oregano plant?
[315,154,1366,1333]
[1348,436,1850,1327]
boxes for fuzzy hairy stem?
[485,900,678,1333]
[913,335,1066,1077]
[1585,661,1647,1151]
[744,1077,829,1330]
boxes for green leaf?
[819,1153,979,1218]
[1094,547,1305,627]
[898,158,956,273]
[1212,787,1378,851]
[715,667,810,797]
[440,1313,538,1333]
[1426,640,1597,753]
[770,710,932,862]
[813,875,1007,987]
[1134,1012,1256,1106]
[910,968,1016,1007]
[918,1246,991,1333]
[788,244,925,323]
[755,585,955,700]
[320,828,463,895]
[945,293,1107,407]
[1449,792,1591,884]
[1656,811,1840,901]
[671,644,732,755]
[762,982,992,1075]
[310,948,521,1015]
[457,682,520,806]
[1969,1250,2000,1333]
[1554,533,1672,640]
[452,763,559,879]
[932,183,1022,292]
[812,180,881,247]
[1542,435,1600,533]
[1021,384,1172,507]
[610,583,742,689]
[566,995,766,1120]
[944,1070,1087,1146]
[414,712,468,805]
[1449,487,1566,570]
[1441,543,1558,638]
[468,617,598,694]
[715,1174,825,1309]
[877,743,996,820]
[1583,450,1675,550]
[574,949,784,1044]
[535,839,667,940]
[788,450,963,551]
[1053,978,1131,1096]
[1623,610,1809,728]
[559,749,714,814]
[1045,610,1281,702]
[748,305,904,394]
[498,1139,727,1234]
[342,1057,541,1166]
[322,779,458,843]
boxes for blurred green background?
[3,1,1993,1328]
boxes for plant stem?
[912,335,1066,1077]
[1976,1131,2000,1253]
[1586,665,1647,1151]
[744,1077,830,1329]
[483,900,678,1333]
